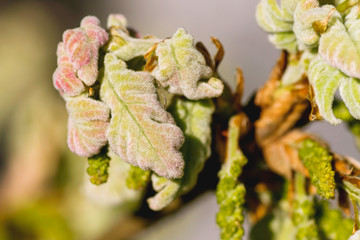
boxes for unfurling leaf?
[256,0,298,53]
[66,96,110,157]
[126,166,150,190]
[151,28,224,100]
[53,16,108,96]
[106,16,159,61]
[298,139,335,199]
[147,98,215,210]
[319,6,360,79]
[87,148,110,185]
[107,14,127,29]
[293,0,335,50]
[101,53,184,179]
[308,56,360,124]
[216,114,248,240]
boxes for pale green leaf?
[268,32,298,53]
[147,98,215,210]
[100,53,185,179]
[256,0,294,33]
[340,78,360,119]
[66,96,110,157]
[319,6,360,79]
[256,0,299,53]
[106,20,159,61]
[282,0,300,18]
[147,174,180,211]
[281,51,316,86]
[308,56,344,124]
[293,0,336,50]
[107,14,127,29]
[152,28,223,100]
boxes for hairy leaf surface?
[319,6,360,79]
[101,53,184,178]
[256,0,299,52]
[151,28,223,99]
[308,56,360,124]
[53,16,108,96]
[293,0,335,50]
[66,96,110,157]
[147,98,215,210]
[106,16,159,61]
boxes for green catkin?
[216,114,248,240]
[126,166,150,190]
[87,149,111,185]
[293,173,320,240]
[298,139,335,199]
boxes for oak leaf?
[66,96,110,157]
[101,53,184,179]
[151,28,223,100]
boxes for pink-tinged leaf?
[53,16,109,95]
[101,53,185,179]
[66,96,110,157]
[81,16,109,46]
[53,65,84,96]
[63,29,92,74]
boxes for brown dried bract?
[255,51,286,108]
[195,42,213,69]
[233,68,244,111]
[255,52,309,146]
[211,37,224,72]
[262,130,311,179]
[144,43,158,72]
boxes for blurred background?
[0,0,358,239]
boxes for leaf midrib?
[106,74,162,164]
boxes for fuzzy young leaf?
[101,53,184,179]
[216,114,248,240]
[53,43,85,96]
[269,32,298,54]
[293,0,335,50]
[319,6,360,79]
[53,16,108,96]
[308,56,360,124]
[87,149,110,185]
[256,0,299,53]
[66,96,110,157]
[151,28,223,100]
[298,139,335,199]
[147,98,215,210]
[106,15,159,61]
